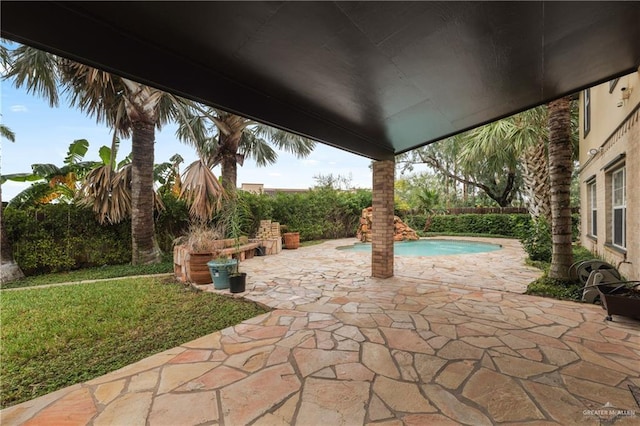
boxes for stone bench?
[218,242,262,261]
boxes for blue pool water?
[338,239,501,256]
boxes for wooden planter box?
[173,240,260,284]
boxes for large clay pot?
[283,232,300,249]
[187,252,215,284]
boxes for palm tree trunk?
[522,140,551,222]
[219,131,242,191]
[221,153,237,191]
[548,96,574,280]
[0,184,25,283]
[131,121,161,264]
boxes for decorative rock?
[356,207,419,242]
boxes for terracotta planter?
[283,232,300,249]
[187,252,216,284]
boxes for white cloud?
[10,104,28,113]
[301,159,319,166]
[268,172,282,177]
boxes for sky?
[0,69,375,202]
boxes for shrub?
[518,217,552,262]
[404,213,532,237]
[155,194,190,252]
[3,204,132,275]
[255,188,371,241]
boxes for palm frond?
[179,160,226,222]
[59,60,132,137]
[0,124,16,142]
[77,164,132,224]
[253,126,316,158]
[239,132,277,167]
[4,45,60,107]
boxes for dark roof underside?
[2,1,639,160]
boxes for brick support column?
[372,160,395,278]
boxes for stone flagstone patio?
[2,237,639,425]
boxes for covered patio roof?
[2,1,640,160]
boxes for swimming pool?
[338,239,502,256]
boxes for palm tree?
[547,96,574,280]
[460,106,552,215]
[4,44,189,264]
[176,106,316,191]
[0,124,24,283]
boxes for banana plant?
[2,139,98,208]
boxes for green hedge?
[241,189,372,241]
[403,213,532,237]
[4,192,582,275]
[3,189,372,275]
[3,205,132,275]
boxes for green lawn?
[0,277,269,408]
[0,261,174,290]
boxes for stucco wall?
[579,70,640,280]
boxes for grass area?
[525,245,596,301]
[0,261,174,290]
[0,277,269,408]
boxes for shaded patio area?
[2,238,639,425]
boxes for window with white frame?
[612,167,626,248]
[588,181,597,236]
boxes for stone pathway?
[2,237,639,425]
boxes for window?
[612,168,626,248]
[588,181,597,236]
[583,88,591,136]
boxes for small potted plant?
[224,192,249,293]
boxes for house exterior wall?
[579,70,640,280]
